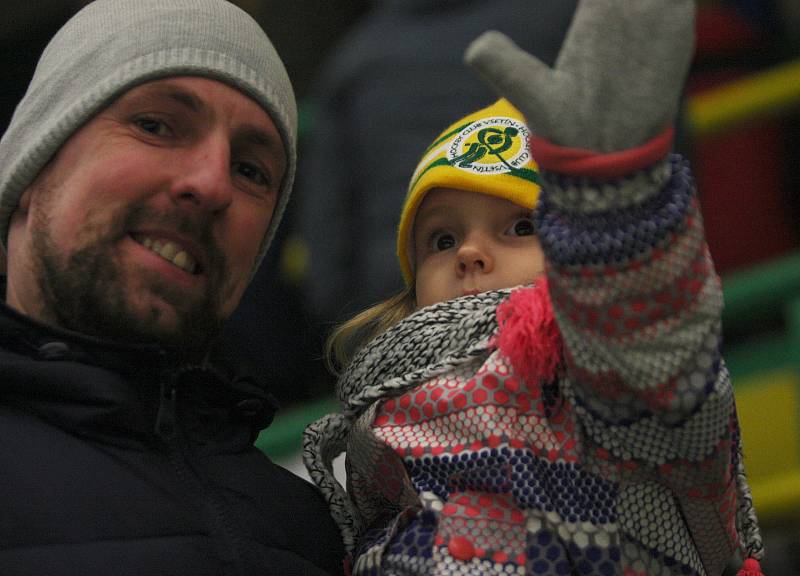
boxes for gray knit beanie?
[0,0,297,269]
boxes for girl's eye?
[433,232,457,252]
[134,116,170,136]
[234,161,269,188]
[508,217,536,237]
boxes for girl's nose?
[456,236,494,275]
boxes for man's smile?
[131,236,199,275]
[130,233,203,276]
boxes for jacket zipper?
[155,376,246,576]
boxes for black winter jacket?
[0,303,344,576]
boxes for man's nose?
[168,137,233,213]
[456,236,493,275]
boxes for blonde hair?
[325,284,416,374]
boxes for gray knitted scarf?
[303,289,510,550]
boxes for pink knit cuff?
[530,127,675,179]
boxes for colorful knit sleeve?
[537,146,727,429]
[534,144,750,561]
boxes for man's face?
[5,77,287,347]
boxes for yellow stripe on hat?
[397,98,540,285]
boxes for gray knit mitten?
[465,0,695,153]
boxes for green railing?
[256,395,338,460]
[722,250,800,380]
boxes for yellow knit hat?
[397,98,541,285]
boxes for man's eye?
[134,117,170,136]
[508,218,536,237]
[433,232,456,251]
[234,161,269,187]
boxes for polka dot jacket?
[303,155,763,576]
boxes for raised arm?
[466,0,764,570]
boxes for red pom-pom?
[494,279,562,384]
[737,558,764,576]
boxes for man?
[0,0,344,574]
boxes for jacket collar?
[0,301,278,446]
[0,299,204,372]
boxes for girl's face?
[413,187,545,309]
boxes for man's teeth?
[139,237,197,274]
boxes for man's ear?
[7,186,35,247]
[17,187,33,213]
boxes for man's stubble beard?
[31,189,235,350]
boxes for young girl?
[304,1,764,574]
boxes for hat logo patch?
[448,116,530,175]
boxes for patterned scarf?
[303,289,511,550]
